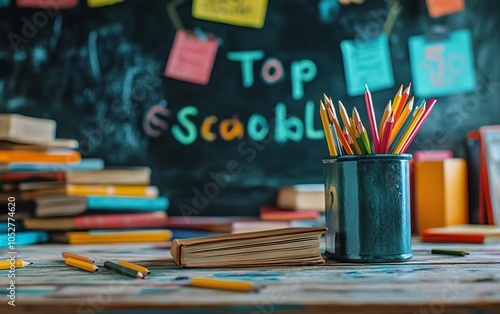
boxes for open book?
[171,227,327,268]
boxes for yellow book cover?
[65,185,158,197]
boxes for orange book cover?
[0,150,81,164]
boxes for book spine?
[86,196,168,211]
[0,150,81,164]
[66,185,159,197]
[74,212,167,229]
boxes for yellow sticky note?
[192,0,268,28]
[87,0,124,8]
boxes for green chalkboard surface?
[1,0,500,216]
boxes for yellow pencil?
[390,97,414,144]
[190,277,260,292]
[65,258,99,272]
[118,260,150,275]
[320,101,337,156]
[62,252,95,264]
[392,104,425,154]
[324,97,353,155]
[0,260,32,270]
[391,84,403,116]
[338,101,362,154]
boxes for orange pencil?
[62,252,95,264]
[399,99,437,153]
[392,104,426,154]
[338,101,362,154]
[394,83,411,120]
[319,101,337,156]
[390,97,414,145]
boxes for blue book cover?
[0,231,48,248]
[7,158,105,172]
[86,196,169,211]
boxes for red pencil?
[364,85,379,153]
[380,113,394,154]
[399,99,437,153]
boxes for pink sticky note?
[164,30,219,85]
[16,0,78,8]
[425,0,464,18]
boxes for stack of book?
[0,114,170,245]
[232,184,325,233]
[0,113,82,246]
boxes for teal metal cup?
[323,154,412,263]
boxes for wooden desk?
[2,240,500,314]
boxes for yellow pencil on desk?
[187,277,261,292]
[65,258,99,272]
[0,260,32,270]
[62,252,95,264]
[117,260,150,275]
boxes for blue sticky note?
[0,0,10,7]
[340,34,395,96]
[408,29,476,97]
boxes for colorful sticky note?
[87,0,123,7]
[192,0,268,28]
[16,0,78,8]
[408,29,476,98]
[164,29,219,85]
[425,0,465,18]
[340,34,395,96]
[0,0,10,8]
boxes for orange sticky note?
[164,30,219,85]
[16,0,78,8]
[425,0,464,18]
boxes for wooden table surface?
[2,240,500,314]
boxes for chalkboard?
[1,0,500,216]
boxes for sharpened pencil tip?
[365,84,369,91]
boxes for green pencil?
[104,261,145,279]
[431,249,470,256]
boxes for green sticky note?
[408,29,476,98]
[340,34,395,96]
[0,0,10,7]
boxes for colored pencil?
[378,100,392,137]
[390,97,414,144]
[62,252,95,264]
[431,249,469,256]
[364,85,380,153]
[399,99,437,153]
[190,277,260,292]
[380,113,394,154]
[104,261,144,279]
[319,101,337,156]
[391,104,426,154]
[118,260,151,275]
[0,260,32,270]
[65,258,99,272]
[391,84,403,116]
[324,97,353,155]
[394,83,411,120]
[338,101,362,154]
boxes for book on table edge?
[260,206,320,221]
[421,224,500,244]
[171,227,327,268]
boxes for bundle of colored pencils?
[319,83,436,156]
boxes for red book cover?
[260,207,319,221]
[74,211,168,229]
[0,171,66,182]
